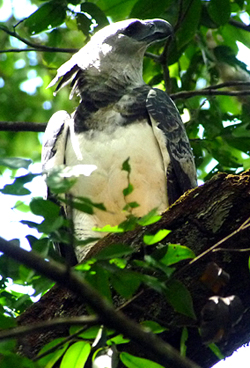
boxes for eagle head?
[48,19,173,94]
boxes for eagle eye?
[122,21,143,37]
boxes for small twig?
[229,19,250,32]
[171,89,250,100]
[0,26,78,54]
[203,81,250,90]
[0,121,46,132]
[174,217,250,279]
[0,48,39,53]
[0,315,98,342]
[213,247,250,253]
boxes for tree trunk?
[18,170,250,368]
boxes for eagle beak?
[143,18,173,44]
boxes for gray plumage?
[42,18,197,264]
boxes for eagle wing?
[42,110,70,172]
[42,111,78,265]
[146,88,197,205]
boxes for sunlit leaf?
[60,341,91,368]
[143,229,171,245]
[208,343,225,360]
[120,352,164,368]
[107,334,130,345]
[137,208,162,226]
[160,244,195,266]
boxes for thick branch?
[0,237,200,368]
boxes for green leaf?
[0,314,16,329]
[0,351,37,368]
[175,0,202,48]
[207,0,231,25]
[30,198,60,218]
[180,327,188,357]
[110,270,141,299]
[107,334,130,345]
[0,157,32,169]
[143,229,171,245]
[95,243,134,260]
[123,183,134,197]
[25,1,66,34]
[208,343,225,360]
[14,200,30,212]
[122,157,131,173]
[29,198,64,234]
[140,274,165,294]
[137,208,162,226]
[60,341,91,368]
[61,196,106,214]
[76,12,92,35]
[141,321,167,334]
[120,352,164,368]
[160,244,195,266]
[123,201,140,211]
[0,173,37,196]
[93,224,125,233]
[86,264,112,301]
[165,279,196,319]
[118,215,138,232]
[0,185,30,196]
[80,3,109,29]
[130,0,172,19]
[37,338,68,368]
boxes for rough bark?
[18,170,250,368]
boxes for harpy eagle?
[42,18,197,265]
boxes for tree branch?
[171,88,250,100]
[229,19,250,32]
[0,121,46,132]
[0,26,78,54]
[1,81,250,133]
[0,48,39,53]
[0,237,201,368]
[174,217,250,280]
[0,315,98,342]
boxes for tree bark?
[18,170,250,368]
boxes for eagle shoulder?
[146,88,197,204]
